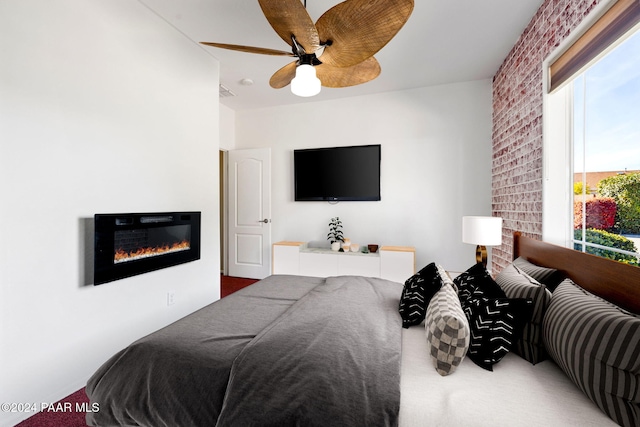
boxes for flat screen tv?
[294,144,381,201]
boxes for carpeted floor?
[14,388,89,427]
[220,274,259,297]
[14,275,258,427]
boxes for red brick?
[491,0,602,273]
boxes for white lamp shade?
[462,216,503,246]
[291,64,321,97]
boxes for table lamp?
[462,216,503,268]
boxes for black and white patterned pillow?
[398,263,443,328]
[424,265,470,376]
[454,262,506,298]
[454,263,533,371]
[495,263,551,364]
[544,279,640,427]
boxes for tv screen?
[294,144,381,201]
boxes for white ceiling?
[140,0,543,111]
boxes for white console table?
[272,241,415,284]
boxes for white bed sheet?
[399,325,617,427]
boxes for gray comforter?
[86,275,403,427]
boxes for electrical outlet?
[167,291,175,306]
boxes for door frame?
[220,149,228,276]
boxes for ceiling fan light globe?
[291,64,321,97]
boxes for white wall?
[235,80,493,274]
[0,1,220,425]
[220,104,236,151]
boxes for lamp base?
[475,245,488,268]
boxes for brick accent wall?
[491,0,600,272]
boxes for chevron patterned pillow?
[424,266,470,376]
[398,263,443,328]
[455,264,533,371]
[463,297,532,371]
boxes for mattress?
[399,324,617,426]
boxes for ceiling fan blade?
[316,0,414,67]
[200,42,294,57]
[316,57,381,88]
[258,0,320,54]
[269,61,298,89]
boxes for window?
[572,29,640,266]
[543,0,640,267]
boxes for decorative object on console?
[462,216,503,267]
[454,263,533,371]
[398,263,443,328]
[367,244,378,253]
[327,217,344,251]
[350,244,360,252]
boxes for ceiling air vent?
[219,84,236,97]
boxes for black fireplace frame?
[94,211,201,285]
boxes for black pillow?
[454,262,506,298]
[398,263,443,328]
[454,263,533,370]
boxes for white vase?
[331,241,341,251]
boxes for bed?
[86,232,640,426]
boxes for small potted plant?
[327,217,344,251]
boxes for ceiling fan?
[201,0,414,97]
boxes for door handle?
[259,219,271,223]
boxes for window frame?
[543,0,640,251]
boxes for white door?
[228,148,271,279]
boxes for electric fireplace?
[94,212,201,285]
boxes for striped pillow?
[513,257,564,292]
[495,263,551,364]
[424,266,470,376]
[543,279,640,427]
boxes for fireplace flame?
[114,240,190,264]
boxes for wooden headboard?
[513,232,640,314]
